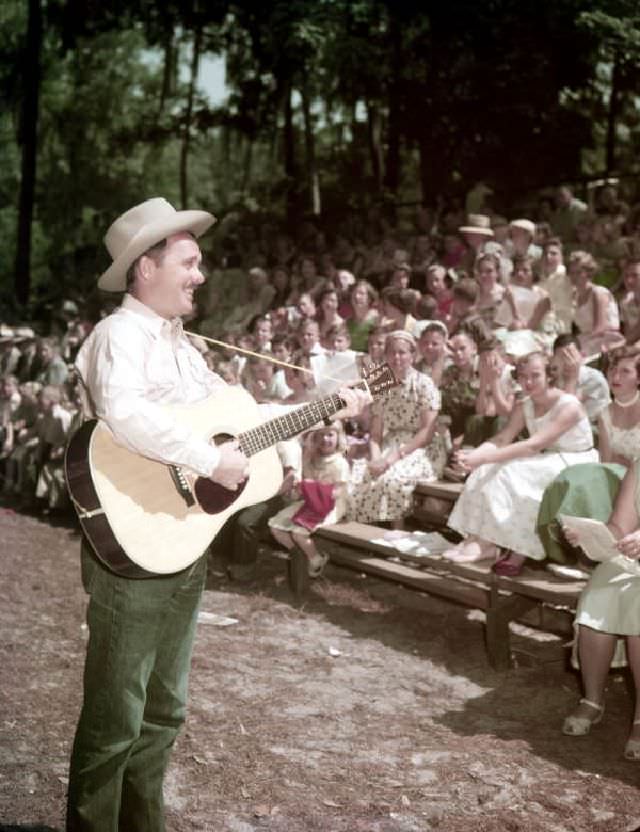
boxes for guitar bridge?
[169,465,196,507]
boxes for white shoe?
[308,552,329,578]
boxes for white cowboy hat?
[98,197,216,292]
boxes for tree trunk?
[300,77,318,215]
[282,81,297,225]
[605,54,622,174]
[383,15,402,195]
[241,134,254,192]
[366,101,383,193]
[180,23,202,209]
[157,27,176,119]
[14,0,42,307]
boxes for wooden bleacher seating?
[312,480,586,670]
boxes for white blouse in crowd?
[75,294,300,480]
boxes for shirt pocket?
[144,349,180,402]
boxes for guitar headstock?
[361,362,399,397]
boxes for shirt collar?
[120,294,183,340]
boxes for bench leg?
[287,546,309,605]
[485,595,538,670]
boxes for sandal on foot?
[562,698,604,736]
[623,719,640,761]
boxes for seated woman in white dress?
[443,351,597,575]
[561,463,640,761]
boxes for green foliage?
[2,0,640,309]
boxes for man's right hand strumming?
[210,441,250,490]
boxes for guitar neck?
[237,383,365,457]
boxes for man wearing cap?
[66,197,366,831]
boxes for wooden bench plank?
[320,541,491,610]
[414,481,464,500]
[314,520,586,670]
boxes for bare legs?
[626,636,640,754]
[270,527,327,576]
[564,625,640,757]
[573,625,617,718]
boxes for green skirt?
[536,462,627,564]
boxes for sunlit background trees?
[2,0,640,309]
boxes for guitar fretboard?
[237,390,355,457]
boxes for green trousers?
[66,542,207,831]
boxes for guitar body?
[65,387,283,577]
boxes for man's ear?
[138,255,154,282]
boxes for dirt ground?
[2,506,640,832]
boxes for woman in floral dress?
[348,330,443,525]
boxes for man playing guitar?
[66,197,368,831]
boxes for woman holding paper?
[443,351,597,575]
[538,345,640,567]
[561,465,640,761]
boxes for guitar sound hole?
[194,433,246,514]
[194,477,247,514]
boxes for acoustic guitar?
[64,363,397,577]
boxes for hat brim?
[459,227,494,237]
[98,210,216,292]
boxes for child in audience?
[416,321,450,386]
[269,422,350,577]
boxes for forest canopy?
[2,0,640,311]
